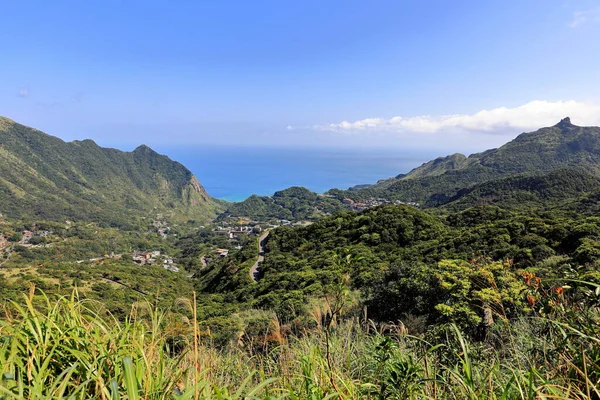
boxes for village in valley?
[0,195,418,277]
[196,196,420,271]
[68,214,301,274]
[340,196,419,211]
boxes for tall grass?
[0,288,598,399]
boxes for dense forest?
[197,203,600,337]
[2,201,598,398]
[221,186,345,221]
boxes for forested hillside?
[0,117,223,226]
[221,186,344,221]
[337,118,600,206]
[198,204,600,336]
[444,168,600,210]
[218,118,600,220]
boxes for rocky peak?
[556,117,573,129]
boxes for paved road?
[249,231,269,282]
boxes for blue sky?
[1,0,600,152]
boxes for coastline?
[164,146,438,203]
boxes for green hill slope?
[401,153,474,180]
[198,203,600,328]
[0,117,223,226]
[221,186,344,221]
[348,118,600,206]
[445,168,600,211]
[231,119,600,217]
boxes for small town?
[342,197,420,211]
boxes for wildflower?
[522,272,534,286]
[554,286,563,295]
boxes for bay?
[159,146,438,202]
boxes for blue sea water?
[160,146,438,202]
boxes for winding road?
[249,231,269,282]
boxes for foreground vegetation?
[2,203,600,398]
[0,283,598,399]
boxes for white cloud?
[17,87,29,98]
[569,7,600,28]
[311,100,600,135]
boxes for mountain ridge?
[222,118,600,220]
[0,116,222,226]
[345,117,600,206]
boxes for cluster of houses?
[75,250,179,273]
[269,219,313,228]
[132,251,179,272]
[213,225,255,239]
[215,218,311,234]
[151,219,171,239]
[396,200,420,207]
[21,229,52,244]
[200,248,230,267]
[12,229,55,249]
[342,197,419,211]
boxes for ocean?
[161,146,438,202]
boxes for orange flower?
[527,294,536,307]
[522,272,534,286]
[554,287,563,295]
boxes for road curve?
[250,231,269,282]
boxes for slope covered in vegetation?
[197,205,600,341]
[1,118,600,398]
[336,118,600,206]
[0,117,223,226]
[221,186,344,221]
[444,168,600,211]
[1,265,598,398]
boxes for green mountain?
[221,186,344,221]
[401,152,474,179]
[347,118,600,206]
[444,168,600,211]
[403,117,600,179]
[0,116,223,226]
[218,118,600,221]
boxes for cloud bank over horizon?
[308,100,600,136]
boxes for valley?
[4,2,599,396]
[0,117,599,398]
